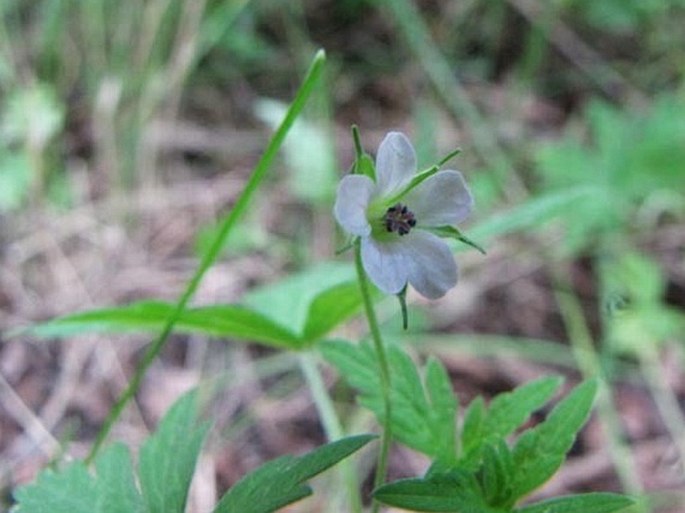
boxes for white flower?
[334,132,474,299]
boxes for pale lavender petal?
[404,170,473,227]
[334,174,374,236]
[403,230,457,299]
[375,132,417,197]
[361,237,408,295]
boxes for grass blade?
[87,49,327,463]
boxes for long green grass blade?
[87,49,326,463]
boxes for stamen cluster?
[384,203,416,236]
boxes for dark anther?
[383,203,417,236]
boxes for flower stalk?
[354,239,392,511]
[338,129,477,509]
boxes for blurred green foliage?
[604,252,685,355]
[1,0,684,208]
[534,95,685,253]
[0,82,64,209]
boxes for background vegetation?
[1,0,684,511]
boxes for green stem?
[86,49,326,464]
[352,125,364,157]
[299,352,363,513]
[354,241,392,512]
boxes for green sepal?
[355,153,376,180]
[335,236,357,255]
[386,148,461,205]
[386,165,439,205]
[351,125,376,180]
[429,226,486,255]
[437,147,462,167]
[397,285,409,330]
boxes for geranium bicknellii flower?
[334,131,473,299]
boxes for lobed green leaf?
[373,469,503,513]
[460,396,485,458]
[480,441,515,508]
[12,462,97,513]
[461,376,562,466]
[510,380,598,498]
[214,434,375,513]
[95,444,144,513]
[138,391,210,513]
[322,341,457,461]
[425,358,459,463]
[12,392,209,513]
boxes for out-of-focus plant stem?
[299,353,363,513]
[554,269,649,513]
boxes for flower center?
[383,203,417,236]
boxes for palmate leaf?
[424,358,459,462]
[373,468,503,513]
[479,441,515,508]
[375,379,623,513]
[95,444,144,513]
[510,380,598,498]
[214,434,375,513]
[13,392,207,513]
[322,341,457,463]
[461,376,562,467]
[138,391,210,513]
[12,462,98,513]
